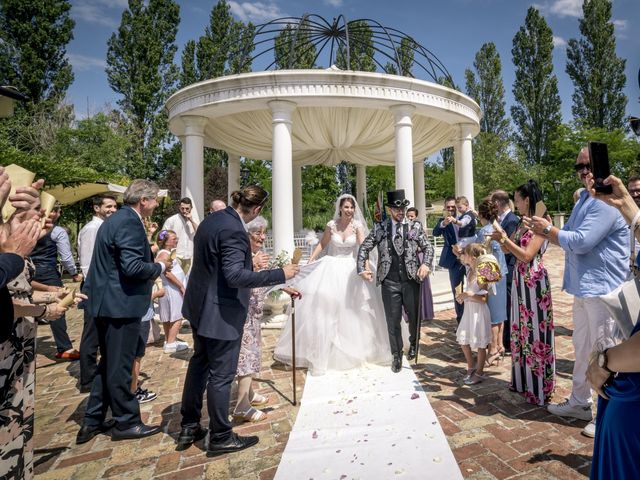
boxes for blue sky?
[67,0,640,122]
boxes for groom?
[357,189,434,372]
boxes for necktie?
[393,223,404,255]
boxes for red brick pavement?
[33,244,592,479]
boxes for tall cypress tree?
[179,0,255,88]
[465,42,510,139]
[566,0,627,130]
[274,19,317,69]
[106,0,180,179]
[0,0,74,107]
[511,7,561,165]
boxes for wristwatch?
[542,225,553,236]
[597,349,614,374]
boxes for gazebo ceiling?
[166,69,481,166]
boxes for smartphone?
[589,141,613,194]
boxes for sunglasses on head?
[389,199,410,208]
[573,163,591,172]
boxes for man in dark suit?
[491,190,519,352]
[77,180,171,444]
[178,185,299,455]
[357,189,434,371]
[433,196,466,323]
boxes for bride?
[273,193,395,375]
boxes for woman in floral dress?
[492,180,555,405]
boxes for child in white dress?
[456,243,492,385]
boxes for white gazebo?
[166,68,480,256]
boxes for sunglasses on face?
[574,163,591,172]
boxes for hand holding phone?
[589,141,613,194]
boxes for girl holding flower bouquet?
[490,180,556,405]
[474,198,508,366]
[456,243,492,385]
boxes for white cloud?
[533,0,582,18]
[228,1,287,23]
[613,19,627,30]
[68,53,107,71]
[552,35,567,48]
[323,0,344,6]
[71,0,127,28]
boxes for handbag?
[601,211,640,339]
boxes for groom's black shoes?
[391,354,402,373]
[407,344,417,361]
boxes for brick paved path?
[33,244,592,479]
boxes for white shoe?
[547,399,592,421]
[176,340,189,348]
[163,342,189,353]
[582,419,596,438]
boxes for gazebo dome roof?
[166,68,480,166]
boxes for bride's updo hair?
[338,195,355,216]
[230,185,269,214]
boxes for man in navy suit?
[491,190,520,351]
[77,180,171,444]
[433,196,466,323]
[178,185,299,455]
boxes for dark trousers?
[503,266,515,351]
[79,309,99,386]
[83,317,141,430]
[33,267,72,352]
[180,328,242,441]
[448,264,466,323]
[381,277,420,356]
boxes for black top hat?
[386,189,410,208]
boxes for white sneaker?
[176,340,189,348]
[547,399,592,421]
[163,342,189,353]
[582,419,596,438]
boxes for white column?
[293,164,303,231]
[454,124,475,210]
[227,153,241,203]
[356,164,367,211]
[181,115,207,223]
[269,100,296,257]
[178,135,186,195]
[390,104,416,206]
[413,160,426,226]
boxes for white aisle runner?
[274,359,463,480]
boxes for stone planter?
[262,290,291,329]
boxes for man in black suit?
[178,185,299,455]
[77,180,171,444]
[491,190,520,352]
[432,196,466,323]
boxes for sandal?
[233,407,267,423]
[463,373,485,385]
[485,351,502,366]
[462,368,476,382]
[250,393,269,407]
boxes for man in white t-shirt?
[77,194,117,391]
[161,197,198,274]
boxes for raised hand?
[0,218,41,257]
[252,251,269,270]
[281,263,299,280]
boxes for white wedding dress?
[273,220,395,375]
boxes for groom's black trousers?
[381,278,420,356]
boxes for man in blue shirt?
[530,147,628,439]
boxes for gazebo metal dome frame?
[235,14,454,84]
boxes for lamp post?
[240,167,250,186]
[553,180,561,213]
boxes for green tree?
[384,37,416,76]
[106,0,180,179]
[566,0,627,130]
[0,0,74,107]
[274,20,317,69]
[511,7,562,165]
[336,21,377,72]
[465,42,510,139]
[180,0,255,86]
